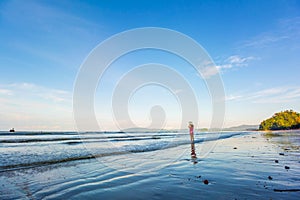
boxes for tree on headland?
[259,110,300,130]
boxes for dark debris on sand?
[285,166,290,170]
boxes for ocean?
[0,131,299,199]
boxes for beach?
[0,130,299,199]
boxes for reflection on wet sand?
[190,142,197,164]
[263,131,300,151]
[188,121,197,164]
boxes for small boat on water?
[9,128,15,132]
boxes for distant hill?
[122,128,165,132]
[223,125,259,131]
[122,125,259,132]
[122,127,147,132]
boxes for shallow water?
[0,131,243,172]
[0,131,299,199]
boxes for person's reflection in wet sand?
[190,142,198,164]
[188,121,197,164]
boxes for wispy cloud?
[227,86,300,104]
[0,89,13,96]
[226,55,256,67]
[0,82,73,130]
[243,35,289,48]
[1,0,99,35]
[201,55,255,79]
[1,0,101,68]
[200,65,219,79]
[225,94,243,101]
[0,82,71,103]
[241,17,300,49]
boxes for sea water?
[1,131,299,199]
[0,131,245,172]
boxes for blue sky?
[0,0,300,130]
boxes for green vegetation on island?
[259,110,300,130]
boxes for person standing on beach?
[188,121,194,143]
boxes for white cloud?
[173,89,183,94]
[225,95,243,101]
[0,82,71,103]
[227,86,300,104]
[0,82,73,130]
[200,55,255,79]
[200,66,220,79]
[0,89,13,96]
[226,55,255,66]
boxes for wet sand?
[0,131,299,199]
